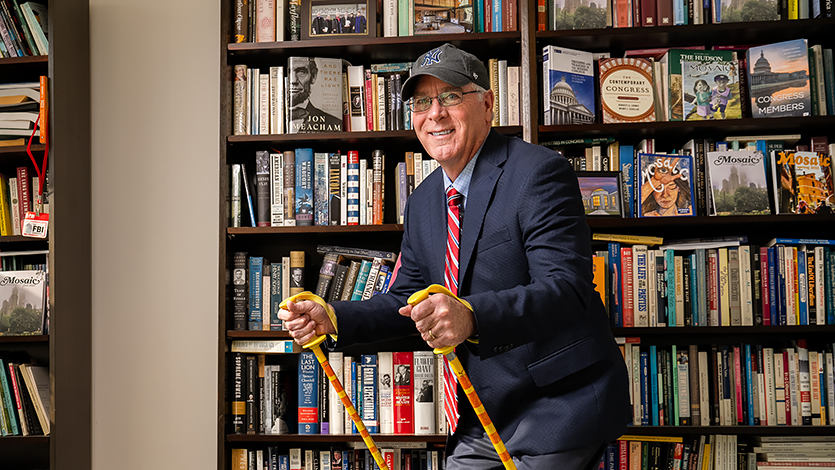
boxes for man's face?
[412,75,493,175]
[290,62,314,106]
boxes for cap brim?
[400,69,475,102]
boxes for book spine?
[622,247,634,327]
[413,350,435,434]
[609,242,622,327]
[233,65,247,135]
[245,355,259,434]
[255,151,271,227]
[283,151,296,225]
[294,148,313,226]
[289,250,304,296]
[8,177,20,235]
[360,354,379,433]
[269,262,282,330]
[316,253,340,299]
[314,152,329,226]
[633,245,649,327]
[392,351,414,434]
[288,0,301,40]
[297,351,319,434]
[248,256,264,330]
[364,69,374,132]
[232,251,248,330]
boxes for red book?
[708,249,719,326]
[16,167,30,232]
[618,440,628,470]
[782,350,791,425]
[616,0,631,26]
[392,351,414,434]
[759,247,771,326]
[733,345,743,425]
[656,0,673,25]
[504,0,517,31]
[537,0,547,30]
[641,0,657,26]
[621,247,634,327]
[364,69,374,132]
[485,0,493,32]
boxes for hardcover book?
[664,49,735,121]
[294,148,314,226]
[392,351,414,434]
[0,270,45,336]
[542,45,595,125]
[413,350,435,435]
[599,58,656,123]
[637,153,696,217]
[681,60,742,121]
[771,150,834,214]
[297,351,319,434]
[746,39,812,118]
[705,150,771,215]
[287,57,343,133]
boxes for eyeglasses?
[407,90,479,113]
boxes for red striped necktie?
[443,186,463,433]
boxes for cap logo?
[420,48,443,67]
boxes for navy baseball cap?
[400,43,491,102]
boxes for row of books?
[0,167,46,236]
[0,264,47,336]
[0,357,49,436]
[619,339,835,428]
[232,55,520,137]
[232,0,518,44]
[606,434,835,470]
[0,78,47,145]
[230,149,440,228]
[541,0,832,32]
[230,444,445,470]
[232,246,398,332]
[0,0,47,58]
[543,39,833,126]
[594,239,835,328]
[229,349,448,436]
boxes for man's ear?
[482,89,495,121]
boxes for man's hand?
[278,299,336,346]
[399,293,475,349]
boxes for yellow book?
[592,255,606,307]
[0,175,13,236]
[592,233,664,246]
[718,248,730,326]
[489,58,499,127]
[289,250,305,296]
[371,73,379,131]
[618,434,684,443]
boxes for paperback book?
[637,153,696,217]
[746,39,812,119]
[682,60,742,121]
[542,45,596,125]
[0,270,46,336]
[771,150,834,214]
[706,150,771,215]
[287,57,344,133]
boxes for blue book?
[650,345,659,426]
[665,249,676,326]
[350,260,373,301]
[640,351,649,425]
[605,443,617,470]
[351,359,358,434]
[267,447,279,470]
[241,164,256,227]
[744,344,755,425]
[619,145,635,217]
[270,262,283,330]
[248,256,264,330]
[827,248,834,324]
[655,252,667,326]
[278,454,289,470]
[767,238,835,246]
[361,354,379,433]
[608,242,622,327]
[295,148,314,226]
[297,351,319,434]
[767,246,778,325]
[798,247,808,325]
[347,152,360,225]
[492,0,502,31]
[696,249,707,326]
[314,152,329,226]
[674,0,687,24]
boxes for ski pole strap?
[279,291,338,348]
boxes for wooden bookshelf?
[0,0,91,469]
[217,0,835,467]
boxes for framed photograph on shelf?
[302,0,376,40]
[577,171,623,217]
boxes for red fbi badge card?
[23,212,49,238]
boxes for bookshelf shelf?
[227,224,404,236]
[227,126,523,147]
[624,425,835,435]
[612,326,835,336]
[226,434,448,444]
[0,334,49,343]
[227,330,292,339]
[0,55,49,66]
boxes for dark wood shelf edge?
[624,425,835,435]
[0,334,49,343]
[228,32,521,52]
[587,213,835,229]
[227,434,447,443]
[0,55,49,66]
[539,115,835,136]
[536,18,835,40]
[227,224,404,235]
[612,326,835,336]
[228,330,292,339]
[227,126,523,144]
[0,144,46,155]
[0,435,50,442]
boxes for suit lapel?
[458,131,506,291]
[425,174,448,285]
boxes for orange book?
[621,247,634,327]
[38,76,48,144]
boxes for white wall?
[90,1,219,469]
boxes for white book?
[813,44,827,115]
[281,256,290,301]
[289,448,302,470]
[413,350,435,435]
[774,352,786,425]
[270,153,284,226]
[784,247,797,325]
[632,344,641,425]
[233,65,248,135]
[20,364,49,434]
[9,177,20,235]
[344,356,354,434]
[827,352,835,425]
[376,76,386,131]
[256,0,276,42]
[739,245,753,326]
[698,351,711,426]
[647,250,657,327]
[383,0,397,37]
[507,66,520,126]
[320,450,331,470]
[340,154,347,225]
[328,352,345,434]
[435,353,446,434]
[677,350,691,423]
[632,245,649,327]
[498,60,508,126]
[413,152,423,188]
[275,0,285,41]
[811,351,822,425]
[256,450,264,470]
[623,342,633,409]
[269,66,285,134]
[591,145,602,171]
[359,158,367,225]
[816,246,826,325]
[763,347,777,426]
[365,167,373,227]
[787,349,799,426]
[378,351,394,434]
[304,449,314,470]
[231,340,300,354]
[347,66,367,132]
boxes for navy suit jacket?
[333,130,630,455]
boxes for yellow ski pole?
[280,292,389,470]
[408,285,518,470]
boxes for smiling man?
[280,43,630,469]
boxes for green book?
[350,260,372,301]
[664,49,735,121]
[671,344,679,426]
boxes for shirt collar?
[441,138,487,209]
